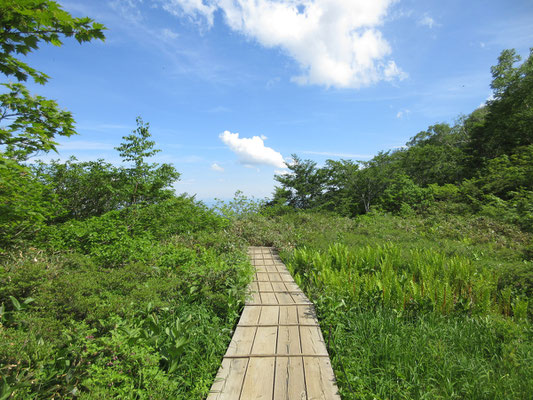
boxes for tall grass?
[288,243,528,319]
[283,242,533,399]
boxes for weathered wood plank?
[271,281,287,292]
[258,305,279,325]
[251,326,277,355]
[260,291,278,304]
[268,272,283,281]
[274,356,307,400]
[277,325,301,355]
[279,305,299,324]
[239,357,276,399]
[258,281,273,291]
[297,305,318,325]
[207,358,248,400]
[238,306,261,325]
[303,357,341,400]
[225,326,256,357]
[276,291,296,304]
[300,326,329,356]
[256,272,269,281]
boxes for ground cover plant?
[226,207,532,399]
[0,199,253,398]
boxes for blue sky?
[24,0,533,201]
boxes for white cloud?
[158,0,405,88]
[159,0,217,25]
[161,27,179,40]
[211,162,225,171]
[219,130,286,168]
[396,108,410,118]
[418,14,437,29]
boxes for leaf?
[9,296,21,311]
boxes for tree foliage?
[271,48,533,227]
[0,0,106,160]
[115,117,180,206]
[0,0,106,244]
[468,48,533,163]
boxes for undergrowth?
[234,209,533,399]
[0,197,253,399]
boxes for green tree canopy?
[468,48,533,163]
[0,0,105,160]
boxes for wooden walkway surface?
[207,246,341,400]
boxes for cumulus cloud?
[219,130,286,168]
[211,162,225,171]
[158,0,405,88]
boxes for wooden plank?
[258,281,273,292]
[207,358,248,400]
[300,326,329,356]
[251,326,277,355]
[259,306,279,325]
[285,282,299,292]
[274,357,307,400]
[225,326,256,356]
[249,281,259,292]
[303,357,341,400]
[277,325,301,355]
[238,306,261,325]
[291,292,312,304]
[279,305,299,325]
[246,291,261,304]
[297,305,317,325]
[271,281,287,292]
[268,272,283,281]
[281,273,295,282]
[239,357,276,399]
[276,291,296,305]
[260,292,278,304]
[256,272,269,281]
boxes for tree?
[1,0,105,160]
[115,117,180,206]
[34,157,125,221]
[400,123,467,186]
[320,159,360,216]
[349,152,396,213]
[467,48,533,163]
[0,1,105,245]
[272,154,326,209]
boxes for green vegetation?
[237,47,533,400]
[227,210,532,399]
[1,1,531,399]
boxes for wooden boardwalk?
[207,246,341,400]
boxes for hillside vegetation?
[1,2,532,399]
